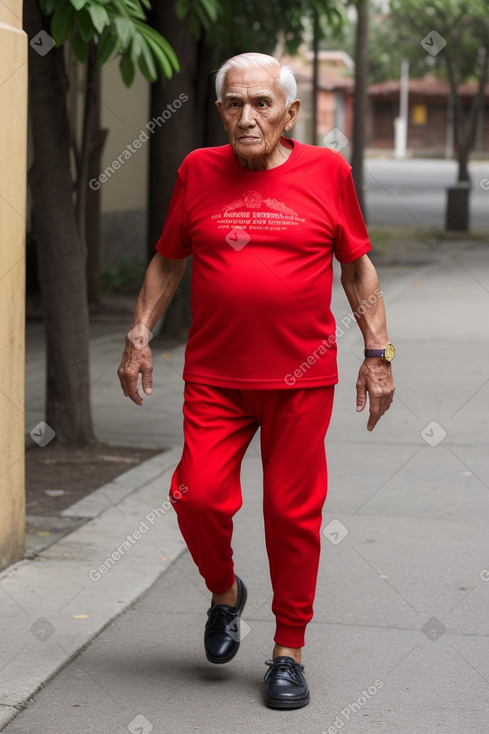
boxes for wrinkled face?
[216,66,299,166]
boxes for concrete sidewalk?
[2,237,489,732]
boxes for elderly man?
[118,52,395,709]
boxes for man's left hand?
[356,360,395,431]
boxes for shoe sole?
[205,647,240,665]
[265,692,310,709]
[205,576,247,665]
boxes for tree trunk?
[456,147,471,183]
[351,0,369,220]
[446,50,488,184]
[25,0,96,445]
[197,34,224,148]
[147,2,200,340]
[86,124,108,310]
[76,42,97,250]
[443,50,488,232]
[86,64,108,311]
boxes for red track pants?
[169,382,335,648]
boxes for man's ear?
[284,99,301,132]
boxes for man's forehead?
[222,66,283,97]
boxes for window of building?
[411,104,428,125]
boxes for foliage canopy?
[38,0,220,84]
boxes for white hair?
[215,52,297,108]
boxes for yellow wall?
[98,61,150,213]
[0,2,27,569]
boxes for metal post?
[395,58,409,158]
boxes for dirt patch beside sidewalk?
[25,443,164,516]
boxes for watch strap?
[364,348,385,358]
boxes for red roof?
[281,51,355,93]
[368,74,489,98]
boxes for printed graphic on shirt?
[211,189,305,235]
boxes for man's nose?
[238,104,256,127]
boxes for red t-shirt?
[156,138,371,389]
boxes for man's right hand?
[117,337,154,406]
[116,255,186,404]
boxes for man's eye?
[257,101,267,108]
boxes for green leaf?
[71,31,89,62]
[51,2,75,46]
[131,31,143,58]
[76,7,95,42]
[194,2,212,29]
[87,3,110,34]
[120,0,147,19]
[143,35,171,77]
[137,48,157,82]
[135,25,179,78]
[69,0,88,10]
[119,53,135,86]
[174,0,222,39]
[114,16,134,50]
[39,0,58,14]
[198,0,220,23]
[109,0,131,16]
[139,35,157,79]
[174,0,189,20]
[134,21,180,72]
[96,28,118,65]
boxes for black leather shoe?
[264,656,310,709]
[204,575,247,664]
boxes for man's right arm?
[117,253,187,405]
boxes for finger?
[118,366,143,405]
[367,392,392,430]
[124,376,143,405]
[117,367,129,397]
[367,409,381,431]
[127,384,143,406]
[141,361,153,396]
[356,375,367,412]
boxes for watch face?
[384,343,395,361]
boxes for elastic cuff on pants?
[205,569,236,595]
[274,623,306,649]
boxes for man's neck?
[236,140,293,171]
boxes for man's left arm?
[340,254,395,431]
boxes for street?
[365,158,489,230]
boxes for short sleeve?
[334,171,372,263]
[155,170,192,259]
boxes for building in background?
[368,74,489,157]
